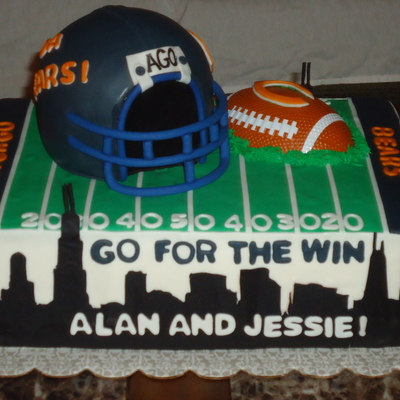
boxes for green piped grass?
[229,107,370,166]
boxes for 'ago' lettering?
[146,48,178,73]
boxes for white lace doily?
[0,347,399,378]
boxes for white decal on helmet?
[126,46,191,92]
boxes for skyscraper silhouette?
[1,252,35,309]
[238,268,281,321]
[361,233,388,307]
[52,184,89,310]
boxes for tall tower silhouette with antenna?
[52,183,89,310]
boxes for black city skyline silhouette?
[0,185,400,349]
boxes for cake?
[0,6,400,350]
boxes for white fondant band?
[285,164,300,233]
[39,161,57,231]
[239,155,252,233]
[326,164,345,232]
[134,172,143,232]
[82,179,96,231]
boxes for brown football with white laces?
[228,80,353,153]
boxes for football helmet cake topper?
[34,6,229,196]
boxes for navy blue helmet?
[34,6,229,196]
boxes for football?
[228,81,354,153]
